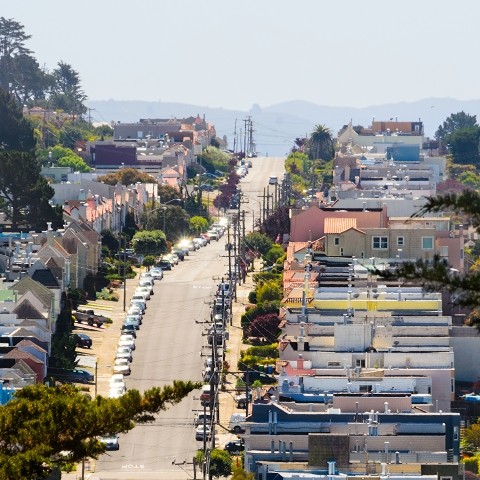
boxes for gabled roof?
[16,339,47,353]
[12,299,47,320]
[324,217,357,234]
[31,269,59,288]
[1,348,42,365]
[10,276,53,309]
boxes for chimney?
[328,461,336,475]
[297,354,304,370]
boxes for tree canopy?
[435,111,478,142]
[97,168,156,186]
[131,229,166,254]
[0,381,199,480]
[308,124,335,161]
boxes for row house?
[289,206,464,272]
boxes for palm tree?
[308,124,334,161]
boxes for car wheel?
[82,378,90,384]
[238,401,245,409]
[233,426,241,433]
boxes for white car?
[150,268,164,280]
[118,334,135,351]
[113,358,131,375]
[116,346,133,362]
[268,175,278,185]
[134,287,151,300]
[109,374,126,394]
[127,305,143,318]
[108,384,127,398]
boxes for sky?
[3,0,480,112]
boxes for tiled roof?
[324,217,357,234]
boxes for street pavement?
[63,260,255,479]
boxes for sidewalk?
[216,263,256,446]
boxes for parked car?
[171,248,185,260]
[72,333,92,349]
[174,244,189,256]
[135,287,151,300]
[195,411,212,426]
[121,323,137,338]
[49,368,94,384]
[118,334,135,351]
[150,267,164,280]
[99,434,120,451]
[127,305,143,319]
[207,230,219,241]
[108,384,127,398]
[199,183,214,192]
[113,358,131,375]
[116,346,133,362]
[124,315,141,329]
[129,299,146,314]
[193,236,208,247]
[157,259,172,270]
[195,424,213,441]
[235,393,252,409]
[164,253,178,265]
[224,439,245,454]
[109,373,126,389]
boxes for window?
[422,236,434,250]
[372,236,388,249]
[334,237,340,246]
[340,248,344,256]
[397,236,404,247]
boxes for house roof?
[31,269,59,288]
[2,348,42,364]
[324,217,357,234]
[10,276,53,309]
[16,339,47,353]
[13,299,47,320]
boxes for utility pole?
[233,119,237,154]
[243,117,248,159]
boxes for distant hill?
[87,98,480,156]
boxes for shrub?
[247,313,281,342]
[465,457,479,474]
[256,280,283,304]
[241,301,280,329]
[96,288,119,302]
[248,290,257,304]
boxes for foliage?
[259,205,290,242]
[252,271,282,284]
[308,124,335,161]
[464,457,480,474]
[131,230,166,255]
[256,280,283,304]
[0,381,200,480]
[264,244,284,265]
[248,290,257,304]
[38,145,90,172]
[196,448,232,478]
[241,301,280,329]
[242,344,279,358]
[97,168,156,186]
[448,127,480,166]
[246,313,281,342]
[243,232,273,256]
[463,423,480,454]
[458,171,480,189]
[142,205,190,241]
[231,464,254,480]
[49,61,87,116]
[197,146,230,174]
[0,86,36,151]
[142,255,156,269]
[158,184,182,203]
[100,229,119,257]
[190,215,209,234]
[435,111,478,142]
[96,288,119,302]
[49,333,77,370]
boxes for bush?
[241,301,280,329]
[96,288,119,302]
[465,457,479,474]
[247,313,281,342]
[256,280,283,304]
[248,290,257,304]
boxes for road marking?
[122,464,145,469]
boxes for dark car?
[49,368,94,384]
[72,333,92,349]
[171,248,185,261]
[157,259,172,271]
[121,324,137,337]
[199,184,214,192]
[224,439,244,454]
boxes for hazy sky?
[4,0,480,111]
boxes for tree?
[0,381,199,480]
[49,61,87,116]
[142,255,156,269]
[0,17,32,92]
[97,168,156,186]
[231,465,255,480]
[243,232,273,257]
[247,312,281,342]
[448,126,480,166]
[196,448,232,478]
[57,154,91,172]
[463,422,480,453]
[0,86,36,151]
[190,215,209,234]
[259,205,290,242]
[435,111,478,142]
[142,205,190,241]
[158,184,182,203]
[256,280,283,304]
[131,230,166,255]
[264,244,284,266]
[308,124,334,161]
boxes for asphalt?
[63,262,255,478]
